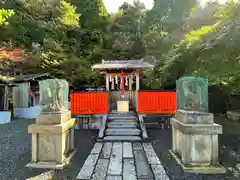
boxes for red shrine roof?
[92,60,154,70]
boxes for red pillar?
[121,71,124,97]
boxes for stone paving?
[77,142,169,180]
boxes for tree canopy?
[0,0,239,93]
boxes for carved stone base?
[27,118,76,169]
[169,150,226,174]
[26,149,76,169]
[175,110,213,124]
[170,117,225,173]
[36,110,71,125]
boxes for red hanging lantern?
[121,71,124,97]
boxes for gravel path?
[1,117,240,180]
[149,129,239,180]
[0,119,97,180]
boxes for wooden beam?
[136,72,140,91]
[106,76,109,91]
[129,75,133,91]
[4,85,8,110]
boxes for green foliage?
[0,8,15,25]
[57,0,80,28]
[0,0,239,94]
[185,26,214,44]
[106,1,148,59]
[72,0,108,29]
[160,0,240,93]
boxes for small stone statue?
[182,80,201,111]
[56,80,64,112]
[40,79,68,113]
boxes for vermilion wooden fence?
[70,92,108,115]
[70,91,176,115]
[138,91,176,114]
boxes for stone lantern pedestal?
[170,110,226,174]
[26,110,76,169]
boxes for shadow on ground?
[1,115,240,180]
[149,115,240,180]
[0,119,97,180]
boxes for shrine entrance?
[106,69,139,111]
[92,60,153,112]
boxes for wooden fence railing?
[70,92,108,115]
[70,91,176,115]
[138,91,176,114]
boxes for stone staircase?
[100,112,146,142]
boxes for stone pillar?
[172,127,177,152]
[26,111,76,169]
[170,110,226,174]
[182,134,191,165]
[136,72,140,91]
[211,135,219,165]
[106,75,109,91]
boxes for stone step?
[108,121,138,126]
[108,116,137,120]
[103,136,141,142]
[107,123,138,128]
[109,113,136,116]
[106,128,141,136]
[108,119,137,123]
[109,111,136,114]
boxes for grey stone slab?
[107,124,137,128]
[91,143,103,154]
[111,120,136,123]
[82,154,99,168]
[100,142,112,159]
[76,154,99,179]
[108,121,137,126]
[108,142,123,176]
[108,113,136,117]
[98,115,107,138]
[236,164,240,171]
[175,110,213,124]
[132,143,142,150]
[142,143,161,165]
[91,159,109,180]
[123,142,133,158]
[106,128,140,136]
[76,169,93,180]
[151,164,169,180]
[103,136,141,142]
[138,115,148,139]
[38,134,57,162]
[106,176,122,180]
[108,115,136,120]
[170,118,222,134]
[133,149,154,179]
[123,159,137,180]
